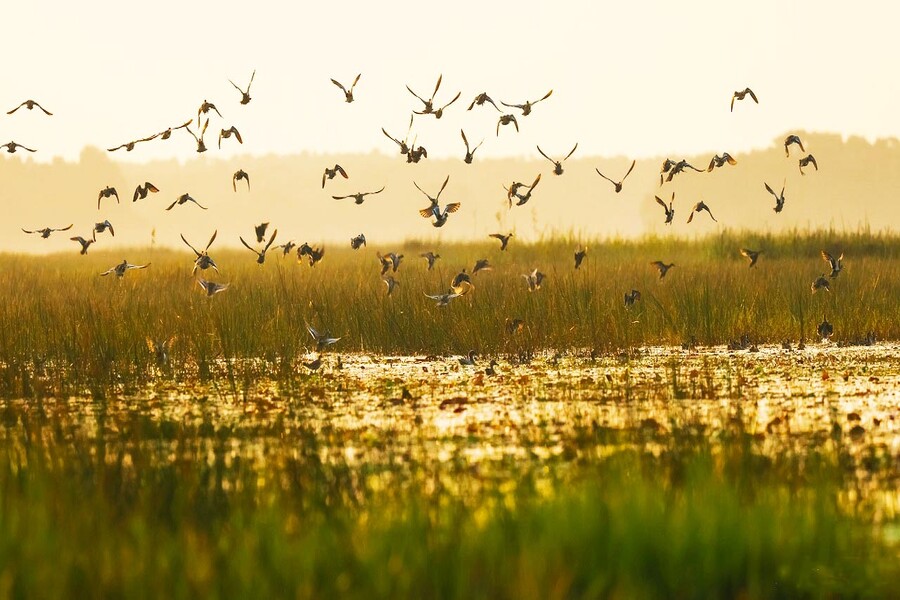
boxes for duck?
[166,193,208,211]
[7,100,52,115]
[764,180,786,213]
[279,241,297,256]
[197,100,222,122]
[461,129,483,164]
[382,275,399,296]
[185,119,209,153]
[299,244,325,267]
[240,229,278,264]
[22,224,72,238]
[181,230,219,275]
[97,186,119,210]
[382,115,413,155]
[489,233,513,250]
[651,261,675,279]
[306,322,341,351]
[70,236,94,255]
[496,114,519,135]
[663,159,704,184]
[467,92,500,111]
[799,154,818,175]
[472,259,492,275]
[229,70,255,105]
[322,164,348,188]
[595,159,636,193]
[740,248,761,268]
[132,181,160,202]
[233,169,250,191]
[350,233,367,250]
[1,141,36,153]
[420,252,440,270]
[501,90,552,116]
[522,269,546,291]
[100,259,150,278]
[687,201,718,224]
[197,278,229,296]
[817,316,834,341]
[509,173,542,207]
[407,74,458,118]
[458,350,478,367]
[811,274,831,293]
[146,336,176,365]
[821,250,843,278]
[377,252,404,275]
[332,186,385,204]
[574,247,588,269]
[254,222,269,243]
[218,126,243,149]
[784,134,805,157]
[624,289,641,307]
[107,134,158,152]
[537,143,577,175]
[93,220,115,240]
[707,153,737,171]
[156,119,193,140]
[331,73,361,103]
[730,87,758,111]
[424,289,462,307]
[655,193,675,224]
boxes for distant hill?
[2,131,896,254]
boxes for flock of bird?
[10,77,845,362]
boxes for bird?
[198,100,222,122]
[181,230,219,275]
[687,201,718,224]
[197,278,229,296]
[306,322,341,351]
[107,134,158,152]
[764,181,786,213]
[595,159,636,193]
[166,193,207,211]
[784,134,805,157]
[730,87,758,111]
[146,336,176,366]
[233,169,250,192]
[382,116,413,155]
[424,290,462,307]
[218,126,243,149]
[485,360,500,376]
[505,318,525,335]
[377,252,404,275]
[799,154,818,175]
[461,130,483,164]
[185,119,209,153]
[322,164,348,188]
[332,187,385,205]
[655,193,675,225]
[100,259,150,278]
[70,236,94,255]
[663,159,704,184]
[574,247,588,269]
[420,252,440,270]
[451,269,473,292]
[811,274,831,293]
[22,224,72,238]
[740,248,761,268]
[416,92,460,119]
[93,220,115,240]
[132,181,160,202]
[407,74,457,117]
[509,174,542,207]
[254,222,269,243]
[473,259,492,275]
[489,233,513,250]
[7,100,52,115]
[458,350,478,366]
[229,69,255,105]
[331,73,361,103]
[468,92,500,111]
[406,142,428,164]
[817,316,834,341]
[496,114,519,135]
[298,244,325,267]
[97,186,119,210]
[707,153,737,171]
[240,229,278,264]
[821,250,844,278]
[350,233,367,250]
[501,90,552,116]
[537,143,578,175]
[156,119,193,140]
[1,141,36,153]
[522,269,546,292]
[624,289,642,307]
[651,261,676,279]
[303,355,323,371]
[278,241,296,256]
[415,175,459,227]
[382,275,399,296]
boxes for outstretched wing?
[180,234,201,256]
[536,145,554,163]
[595,168,615,184]
[436,175,450,201]
[622,159,636,180]
[330,78,348,94]
[239,236,258,255]
[564,143,578,161]
[263,230,278,253]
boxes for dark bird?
[377,252,404,275]
[764,181,786,213]
[254,222,269,243]
[596,159,636,193]
[382,115,413,155]
[821,250,843,278]
[197,278,229,296]
[350,233,367,250]
[707,153,737,172]
[406,142,428,163]
[811,274,831,293]
[655,193,675,225]
[93,220,115,240]
[233,169,250,192]
[425,289,463,307]
[157,119,193,140]
[133,181,160,202]
[240,229,278,264]
[185,119,209,153]
[468,92,500,111]
[198,100,222,122]
[2,141,36,153]
[407,74,458,117]
[574,247,588,269]
[306,322,341,351]
[501,90,552,116]
[331,73,361,103]
[509,173,542,207]
[100,259,150,278]
[687,201,718,224]
[298,243,325,267]
[740,248,761,268]
[663,159,704,184]
[522,269,546,292]
[279,241,296,256]
[420,251,440,270]
[799,154,818,175]
[651,261,676,279]
[537,143,577,175]
[229,69,255,105]
[382,275,399,296]
[489,233,513,250]
[70,236,94,255]
[817,316,834,341]
[303,356,323,371]
[322,164,348,188]
[416,92,460,119]
[461,130,483,164]
[97,186,119,210]
[473,259,492,275]
[107,134,158,152]
[332,186,385,205]
[730,87,758,112]
[458,350,478,367]
[22,224,72,238]
[496,114,519,135]
[166,193,207,211]
[784,134,805,157]
[181,230,219,275]
[7,100,52,115]
[218,126,243,149]
[451,268,472,291]
[624,289,641,307]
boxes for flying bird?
[100,259,150,278]
[197,278,229,296]
[298,243,325,267]
[730,87,758,112]
[655,193,675,225]
[218,126,243,149]
[415,175,460,227]
[350,233,367,250]
[522,269,546,292]
[322,164,348,188]
[377,252,404,275]
[7,100,52,115]
[461,130,483,164]
[2,141,36,153]
[93,220,115,240]
[707,153,737,171]
[595,159,636,193]
[784,134,805,157]
[420,252,440,270]
[22,224,72,238]
[489,233,513,251]
[306,322,341,351]
[181,230,219,275]
[473,259,492,275]
[574,247,588,269]
[687,201,718,224]
[382,275,399,296]
[651,261,676,279]
[496,114,519,135]
[70,236,94,255]
[501,90,552,116]
[240,229,278,264]
[166,193,207,211]
[279,241,297,256]
[97,186,119,210]
[468,92,500,111]
[229,69,256,105]
[407,74,458,117]
[821,250,844,278]
[185,119,209,153]
[133,181,159,202]
[157,119,193,140]
[799,154,818,175]
[537,143,578,175]
[107,134,158,152]
[233,169,250,191]
[332,187,385,205]
[331,73,361,103]
[663,159,704,184]
[624,289,641,307]
[811,274,831,293]
[424,289,462,307]
[508,173,542,207]
[764,181,786,213]
[198,100,222,122]
[740,248,761,268]
[382,115,414,155]
[254,222,270,243]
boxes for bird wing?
[536,90,553,103]
[336,164,347,178]
[431,74,443,100]
[232,127,242,144]
[263,230,278,253]
[536,145,554,163]
[128,263,150,270]
[764,182,776,197]
[530,173,542,189]
[444,203,461,214]
[595,168,615,184]
[99,267,115,276]
[419,206,438,219]
[622,159,636,180]
[406,85,427,104]
[332,194,351,200]
[439,92,460,111]
[564,143,578,161]
[654,196,667,210]
[460,129,469,151]
[330,78,348,94]
[687,211,695,224]
[748,89,758,103]
[239,236,258,255]
[180,234,201,256]
[7,102,26,114]
[367,186,386,196]
[436,175,450,201]
[350,73,361,91]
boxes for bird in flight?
[489,233,513,251]
[537,143,578,175]
[407,74,459,118]
[811,274,831,293]
[233,169,250,192]
[331,73,361,103]
[764,181,786,213]
[784,134,805,157]
[253,222,269,243]
[595,160,636,193]
[502,90,552,116]
[522,269,546,292]
[382,115,414,156]
[306,322,341,351]
[166,193,207,211]
[655,193,675,225]
[70,236,94,255]
[415,175,460,227]
[406,140,428,163]
[740,248,761,268]
[240,229,278,264]
[461,130,483,164]
[799,154,818,175]
[22,224,72,238]
[2,141,36,153]
[574,247,588,269]
[473,259,492,275]
[651,261,676,279]
[322,164,348,188]
[7,100,52,115]
[133,181,160,202]
[662,159,704,184]
[377,252,404,275]
[198,100,222,122]
[332,186,385,205]
[107,134,158,152]
[468,92,500,111]
[100,259,150,278]
[350,233,367,250]
[279,241,297,256]
[496,114,519,136]
[424,289,462,307]
[299,244,325,267]
[97,186,119,210]
[420,251,440,270]
[687,201,718,224]
[157,119,193,140]
[507,173,542,207]
[181,230,219,275]
[197,278,229,296]
[730,87,758,112]
[821,250,843,278]
[185,119,210,153]
[93,220,115,240]
[218,126,243,149]
[707,153,737,172]
[229,69,256,105]
[382,275,399,296]
[624,289,641,307]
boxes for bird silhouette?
[821,250,843,278]
[377,252,404,275]
[496,114,519,135]
[468,92,500,111]
[707,153,737,171]
[350,233,367,250]
[22,224,72,238]
[811,274,831,293]
[93,220,115,240]
[185,119,209,153]
[253,222,269,243]
[764,181,786,213]
[784,134,805,157]
[197,278,229,296]
[240,229,278,264]
[407,74,458,117]
[322,164,348,188]
[574,247,588,269]
[687,201,718,224]
[298,244,325,267]
[70,236,94,255]
[7,100,52,115]
[537,143,577,175]
[108,134,158,152]
[624,289,642,307]
[461,130,483,164]
[166,193,207,211]
[97,186,119,210]
[2,141,36,153]
[382,275,399,296]
[306,322,341,351]
[198,100,222,122]
[522,269,546,291]
[651,261,676,279]
[508,173,542,207]
[331,73,361,103]
[799,154,818,175]
[596,160,636,193]
[218,126,243,149]
[740,248,761,268]
[233,169,250,192]
[730,87,758,111]
[489,233,513,250]
[133,181,160,202]
[229,70,256,104]
[157,119,193,140]
[332,187,385,205]
[382,115,414,155]
[420,252,440,270]
[181,230,219,275]
[501,90,552,116]
[655,193,675,225]
[100,259,150,278]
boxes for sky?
[4,0,899,164]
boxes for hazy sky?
[5,0,898,164]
